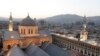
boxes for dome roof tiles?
[20,16,36,26]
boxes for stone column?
[82,49,85,55]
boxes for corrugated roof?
[25,44,50,56]
[41,43,71,56]
[6,45,27,56]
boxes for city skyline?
[0,0,100,18]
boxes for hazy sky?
[0,0,100,18]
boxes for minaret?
[80,15,88,41]
[83,15,87,31]
[8,12,13,31]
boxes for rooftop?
[20,15,36,26]
[6,43,71,56]
[51,33,100,47]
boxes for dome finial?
[28,12,29,16]
[27,12,30,18]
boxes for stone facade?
[18,26,38,37]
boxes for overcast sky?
[0,0,100,18]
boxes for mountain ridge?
[42,14,100,24]
[0,14,100,24]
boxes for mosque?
[2,12,52,51]
[0,12,71,56]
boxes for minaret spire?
[83,15,87,31]
[8,12,13,31]
[10,12,12,20]
[80,15,88,41]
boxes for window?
[21,29,25,34]
[7,45,11,50]
[24,29,25,34]
[31,29,33,34]
[28,29,31,34]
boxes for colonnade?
[52,34,100,56]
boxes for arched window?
[21,29,25,34]
[31,29,33,34]
[24,29,25,34]
[7,45,11,50]
[28,29,31,34]
[17,44,20,47]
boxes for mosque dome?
[20,15,36,26]
[3,31,20,40]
